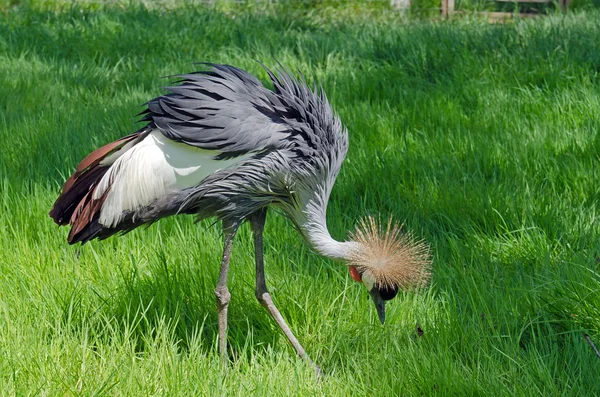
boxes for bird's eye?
[378,284,399,301]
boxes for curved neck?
[301,220,357,261]
[287,167,356,261]
[297,194,358,261]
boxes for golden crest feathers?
[349,216,431,289]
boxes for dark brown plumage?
[49,127,150,243]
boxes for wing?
[140,64,293,156]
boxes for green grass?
[1,2,600,395]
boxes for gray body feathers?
[156,65,348,229]
[50,63,349,244]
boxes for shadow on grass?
[55,249,289,361]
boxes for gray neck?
[297,193,359,261]
[302,220,358,261]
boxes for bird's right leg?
[215,219,238,363]
[249,209,322,376]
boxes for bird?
[49,63,431,373]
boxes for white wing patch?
[94,129,250,227]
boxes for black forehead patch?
[378,284,399,301]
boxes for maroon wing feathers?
[49,127,151,243]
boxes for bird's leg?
[215,219,238,363]
[249,209,322,376]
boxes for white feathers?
[94,129,250,227]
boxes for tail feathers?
[49,165,109,226]
[66,188,109,243]
[49,126,151,244]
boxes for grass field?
[1,2,600,395]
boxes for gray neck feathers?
[302,213,359,261]
[292,171,358,261]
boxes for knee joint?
[215,286,231,306]
[255,290,270,304]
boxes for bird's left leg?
[215,219,239,362]
[249,209,322,376]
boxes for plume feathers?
[349,216,431,289]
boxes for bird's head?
[346,217,431,324]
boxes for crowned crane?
[49,63,431,373]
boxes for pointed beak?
[369,288,386,324]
